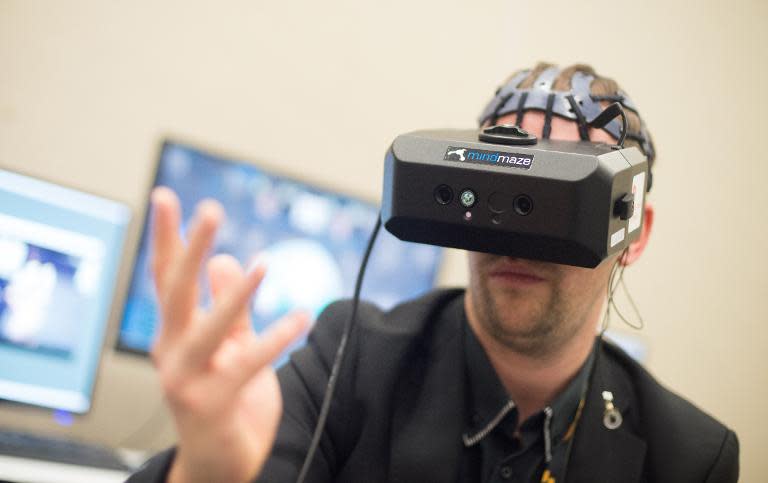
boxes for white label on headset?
[611,228,626,247]
[628,172,646,233]
[444,147,533,170]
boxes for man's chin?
[492,318,554,341]
[487,324,560,357]
[492,292,548,320]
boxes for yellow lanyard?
[539,398,585,483]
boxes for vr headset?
[381,66,656,269]
[381,123,649,268]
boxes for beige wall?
[1,0,766,479]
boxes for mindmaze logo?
[444,146,533,170]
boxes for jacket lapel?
[388,297,466,483]
[566,341,647,483]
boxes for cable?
[616,104,628,148]
[600,248,644,335]
[295,214,382,483]
[588,102,628,149]
[611,258,644,330]
[564,248,640,481]
[600,250,623,335]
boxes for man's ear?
[620,202,654,266]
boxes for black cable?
[588,102,628,149]
[616,105,628,149]
[295,213,382,483]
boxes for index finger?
[150,186,183,293]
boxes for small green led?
[460,189,476,208]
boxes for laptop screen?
[0,168,130,413]
[117,141,443,363]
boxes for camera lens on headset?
[434,185,453,205]
[513,194,533,216]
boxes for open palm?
[149,187,307,483]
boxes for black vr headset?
[381,68,655,268]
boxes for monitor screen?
[117,141,442,363]
[0,168,130,413]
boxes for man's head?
[465,63,655,359]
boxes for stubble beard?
[471,279,586,360]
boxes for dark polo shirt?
[461,307,595,483]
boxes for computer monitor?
[117,141,442,362]
[0,168,130,413]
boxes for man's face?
[466,112,620,357]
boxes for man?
[129,63,739,482]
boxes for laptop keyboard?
[0,428,132,471]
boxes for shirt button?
[499,465,513,480]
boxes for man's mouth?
[488,259,546,284]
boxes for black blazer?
[128,289,738,483]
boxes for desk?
[0,455,129,483]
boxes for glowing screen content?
[0,169,130,413]
[117,142,442,364]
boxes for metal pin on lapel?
[601,391,623,430]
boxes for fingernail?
[196,199,224,219]
[247,254,268,274]
[151,187,166,205]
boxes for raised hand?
[149,187,308,483]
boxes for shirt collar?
[462,315,597,447]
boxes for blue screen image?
[117,142,442,364]
[0,169,130,413]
